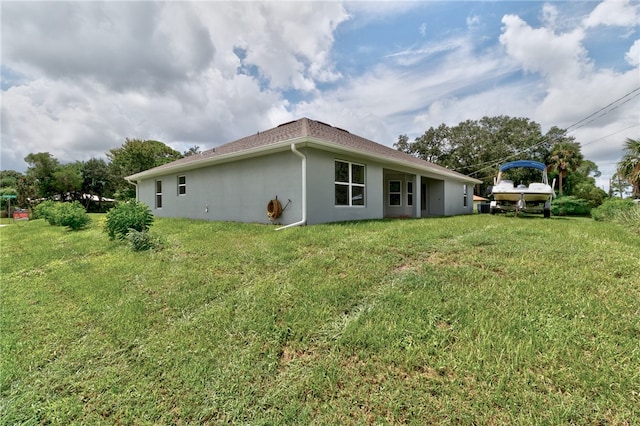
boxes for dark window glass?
[335,161,349,183]
[352,164,365,184]
[335,184,349,205]
[352,186,365,206]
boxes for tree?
[617,137,640,198]
[107,138,182,199]
[0,170,22,211]
[396,116,548,195]
[566,160,606,207]
[52,163,83,200]
[610,172,631,199]
[24,152,59,198]
[0,170,22,189]
[15,176,35,207]
[394,134,411,155]
[547,142,583,196]
[183,145,201,157]
[81,158,114,209]
[395,124,452,164]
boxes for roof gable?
[127,118,480,183]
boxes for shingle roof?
[127,117,480,183]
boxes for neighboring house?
[126,118,481,227]
[473,195,489,213]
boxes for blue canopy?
[499,160,546,172]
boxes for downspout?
[125,178,139,200]
[276,143,307,230]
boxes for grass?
[1,214,639,424]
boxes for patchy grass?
[1,214,639,424]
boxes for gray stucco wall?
[137,150,303,225]
[135,146,474,225]
[305,149,384,224]
[443,180,474,216]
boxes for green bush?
[126,229,163,251]
[33,201,90,230]
[33,200,58,221]
[104,200,154,240]
[55,202,91,230]
[591,198,637,222]
[550,196,591,216]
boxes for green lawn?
[1,214,639,424]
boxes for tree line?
[1,116,638,213]
[395,115,639,202]
[0,139,200,212]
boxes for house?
[126,118,481,228]
[473,195,489,213]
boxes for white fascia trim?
[126,137,308,181]
[126,136,480,185]
[304,138,482,184]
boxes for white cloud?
[499,10,639,130]
[466,14,481,28]
[500,14,589,82]
[583,0,640,28]
[384,37,468,66]
[541,3,559,29]
[1,0,637,194]
[626,40,640,67]
[0,2,349,171]
[495,4,640,190]
[419,22,427,37]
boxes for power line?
[565,86,640,132]
[458,88,640,176]
[580,123,640,148]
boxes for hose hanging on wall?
[267,197,283,220]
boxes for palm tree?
[547,142,583,196]
[617,137,640,198]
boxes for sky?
[1,1,639,191]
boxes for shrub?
[126,229,163,251]
[33,201,90,230]
[550,196,591,216]
[591,198,637,222]
[104,200,154,240]
[33,200,58,221]
[55,202,91,230]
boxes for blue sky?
[1,1,639,190]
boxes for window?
[389,180,401,206]
[463,184,468,207]
[155,180,162,209]
[407,181,413,206]
[178,175,186,195]
[335,160,365,206]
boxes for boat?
[489,160,555,217]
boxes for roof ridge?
[301,117,310,137]
[126,117,480,183]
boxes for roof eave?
[127,135,481,185]
[304,138,482,184]
[126,137,306,181]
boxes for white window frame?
[463,184,468,207]
[389,180,402,206]
[177,175,186,196]
[334,160,366,207]
[155,180,163,209]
